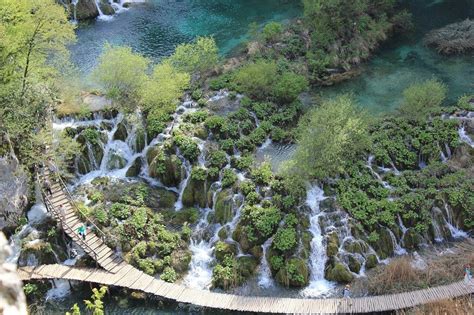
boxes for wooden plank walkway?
[26,167,474,314]
[17,264,474,314]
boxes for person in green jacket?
[77,224,86,240]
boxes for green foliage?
[250,162,273,185]
[110,203,131,220]
[241,205,281,240]
[233,60,278,99]
[191,167,207,181]
[231,155,254,171]
[399,79,447,121]
[207,149,228,168]
[93,45,149,107]
[173,134,200,162]
[66,304,81,315]
[84,286,107,315]
[273,227,297,252]
[167,37,219,74]
[222,169,237,188]
[23,283,38,297]
[290,95,371,179]
[272,72,308,104]
[262,21,283,42]
[160,266,177,282]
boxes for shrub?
[173,135,200,162]
[207,149,227,168]
[250,162,273,185]
[399,79,447,121]
[273,227,297,252]
[222,169,237,188]
[167,36,219,74]
[272,72,308,104]
[262,21,283,42]
[233,60,278,99]
[160,266,177,282]
[110,203,131,220]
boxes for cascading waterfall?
[431,217,444,243]
[458,126,474,148]
[367,155,392,189]
[301,185,334,297]
[183,182,222,289]
[257,238,274,288]
[386,228,407,255]
[72,0,79,22]
[443,203,468,238]
[174,152,193,211]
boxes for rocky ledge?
[424,19,474,55]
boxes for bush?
[167,36,219,74]
[173,135,200,162]
[233,60,278,99]
[160,266,177,282]
[399,79,447,121]
[207,149,227,168]
[262,21,283,42]
[110,203,131,220]
[250,162,273,185]
[222,169,237,188]
[273,227,297,252]
[272,72,308,104]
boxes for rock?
[275,257,309,287]
[170,249,192,274]
[114,122,128,141]
[320,197,337,212]
[232,224,251,252]
[75,0,99,20]
[218,227,228,240]
[107,151,127,170]
[369,228,394,259]
[99,0,115,15]
[236,256,258,279]
[343,239,368,255]
[0,232,27,315]
[194,125,208,140]
[249,245,263,259]
[424,19,474,55]
[182,178,209,208]
[213,189,234,224]
[170,208,199,225]
[348,255,361,273]
[19,240,57,266]
[365,254,378,269]
[126,158,142,177]
[325,262,354,283]
[135,129,146,152]
[0,158,29,233]
[402,228,421,250]
[215,241,237,262]
[82,94,112,112]
[147,146,184,187]
[326,232,340,258]
[301,231,312,259]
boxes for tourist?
[464,264,472,282]
[59,204,66,220]
[77,224,87,241]
[43,179,52,195]
[343,284,351,299]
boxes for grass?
[398,297,474,315]
[353,240,474,296]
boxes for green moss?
[326,262,354,283]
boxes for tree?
[167,36,219,74]
[288,95,371,179]
[399,79,447,121]
[233,60,278,99]
[140,63,190,110]
[93,45,149,109]
[84,286,108,315]
[0,0,75,166]
[262,22,283,43]
[65,304,81,315]
[272,72,308,103]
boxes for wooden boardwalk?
[22,168,474,314]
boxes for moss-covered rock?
[343,239,368,255]
[232,224,251,252]
[215,241,237,262]
[126,157,142,177]
[402,228,422,250]
[326,232,340,258]
[348,255,361,273]
[170,249,192,274]
[369,228,394,259]
[365,254,378,269]
[114,122,128,141]
[218,227,228,240]
[301,231,312,259]
[147,146,184,187]
[19,241,57,266]
[107,151,127,170]
[182,178,209,208]
[325,262,354,283]
[194,125,209,140]
[75,0,99,20]
[135,128,147,152]
[214,189,234,224]
[236,256,258,279]
[275,258,309,287]
[249,245,263,259]
[169,208,199,225]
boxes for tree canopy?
[167,36,219,74]
[287,95,371,179]
[399,79,447,121]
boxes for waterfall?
[367,155,392,189]
[301,185,334,297]
[174,152,192,211]
[443,203,468,238]
[258,238,274,288]
[431,217,444,243]
[72,0,78,22]
[94,0,113,21]
[459,126,474,148]
[386,228,406,255]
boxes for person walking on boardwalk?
[464,264,472,282]
[340,284,353,307]
[59,204,66,220]
[43,179,52,195]
[77,224,87,240]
